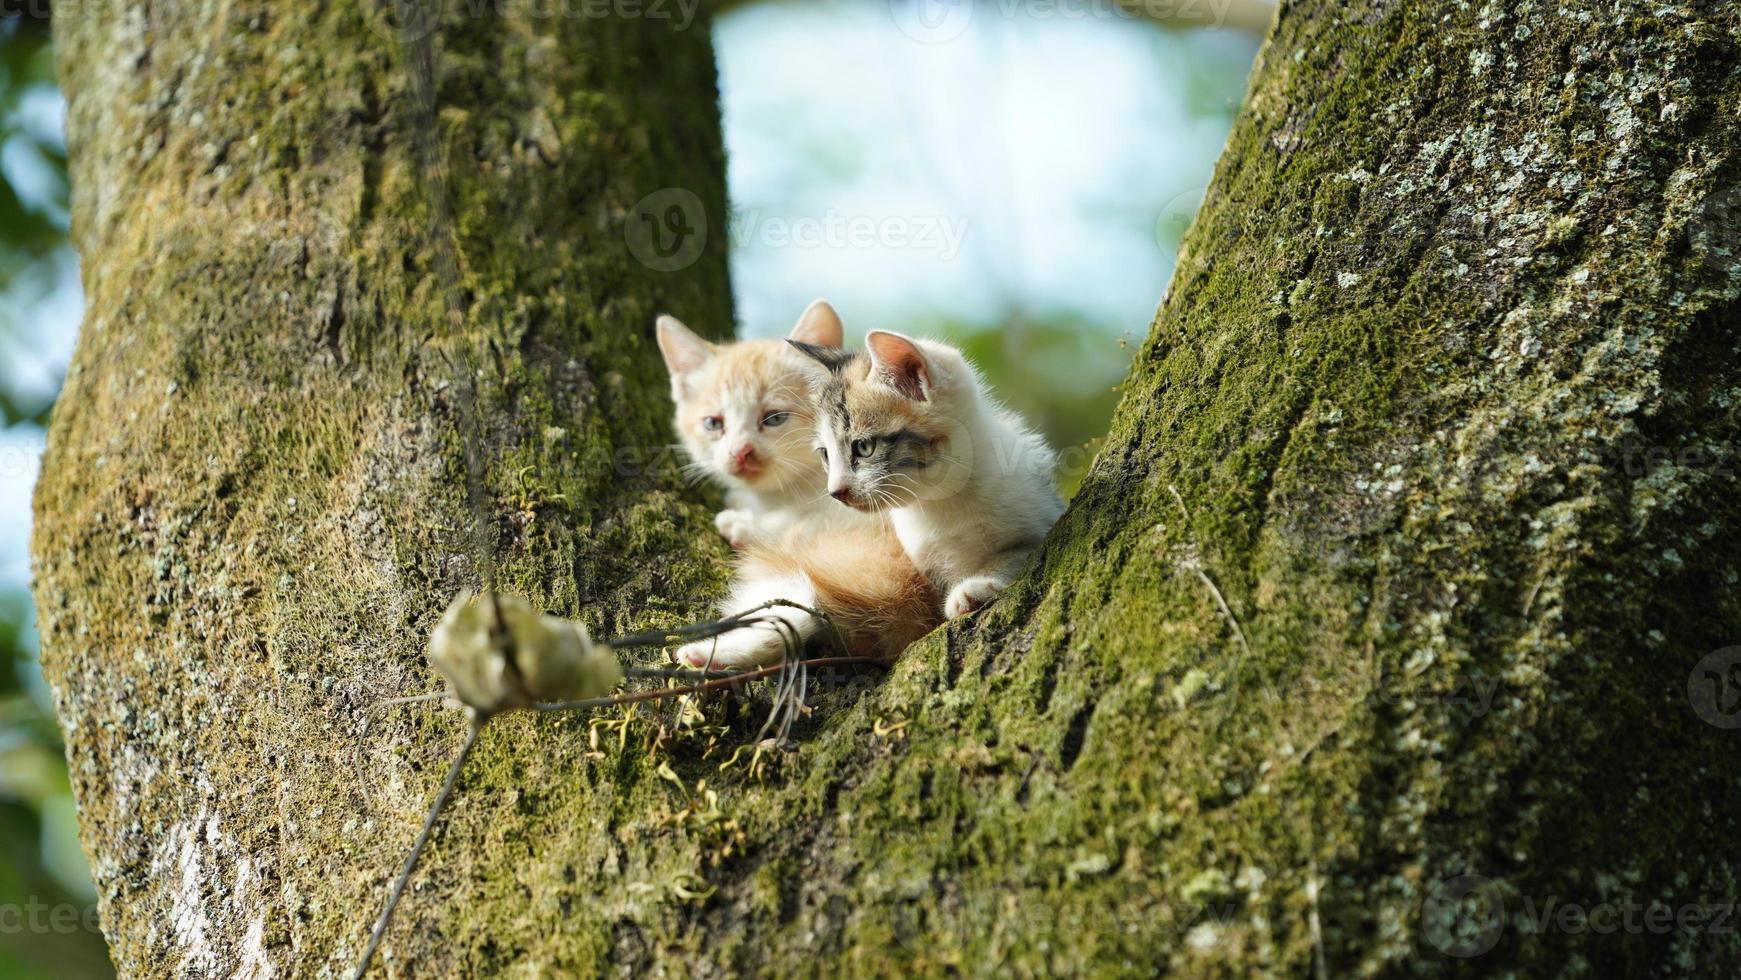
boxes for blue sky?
[719,0,1257,338]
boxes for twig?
[352,600,876,977]
[1167,483,1193,524]
[1168,484,1258,726]
[604,599,847,655]
[623,666,741,682]
[352,713,483,979]
[1168,485,1252,661]
[1189,566,1252,663]
[1522,558,1559,617]
[530,656,883,712]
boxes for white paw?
[714,509,756,549]
[675,627,787,670]
[945,576,1006,619]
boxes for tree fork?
[33,1,1741,976]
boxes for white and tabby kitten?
[794,327,1063,619]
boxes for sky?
[718,0,1258,338]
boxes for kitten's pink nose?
[731,445,757,470]
[830,487,853,503]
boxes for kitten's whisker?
[869,486,905,511]
[882,474,925,506]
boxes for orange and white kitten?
[658,300,848,548]
[660,302,938,668]
[794,327,1063,620]
[676,520,940,668]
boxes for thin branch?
[1168,485,1252,662]
[1188,566,1252,663]
[352,713,483,980]
[530,656,885,713]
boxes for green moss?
[32,0,1741,977]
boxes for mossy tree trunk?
[33,0,1741,976]
[33,1,735,974]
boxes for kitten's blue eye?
[761,412,790,428]
[851,438,876,459]
[701,416,723,432]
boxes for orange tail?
[739,520,940,662]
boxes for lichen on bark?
[35,1,735,974]
[31,0,1741,977]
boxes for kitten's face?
[658,303,844,495]
[799,332,973,511]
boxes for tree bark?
[33,0,1741,977]
[34,2,736,975]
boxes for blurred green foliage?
[0,10,66,431]
[945,316,1137,499]
[0,10,114,979]
[0,11,62,413]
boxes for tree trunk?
[33,2,736,974]
[33,0,1741,977]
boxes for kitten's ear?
[655,314,715,377]
[865,330,930,401]
[787,299,844,348]
[787,339,857,375]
